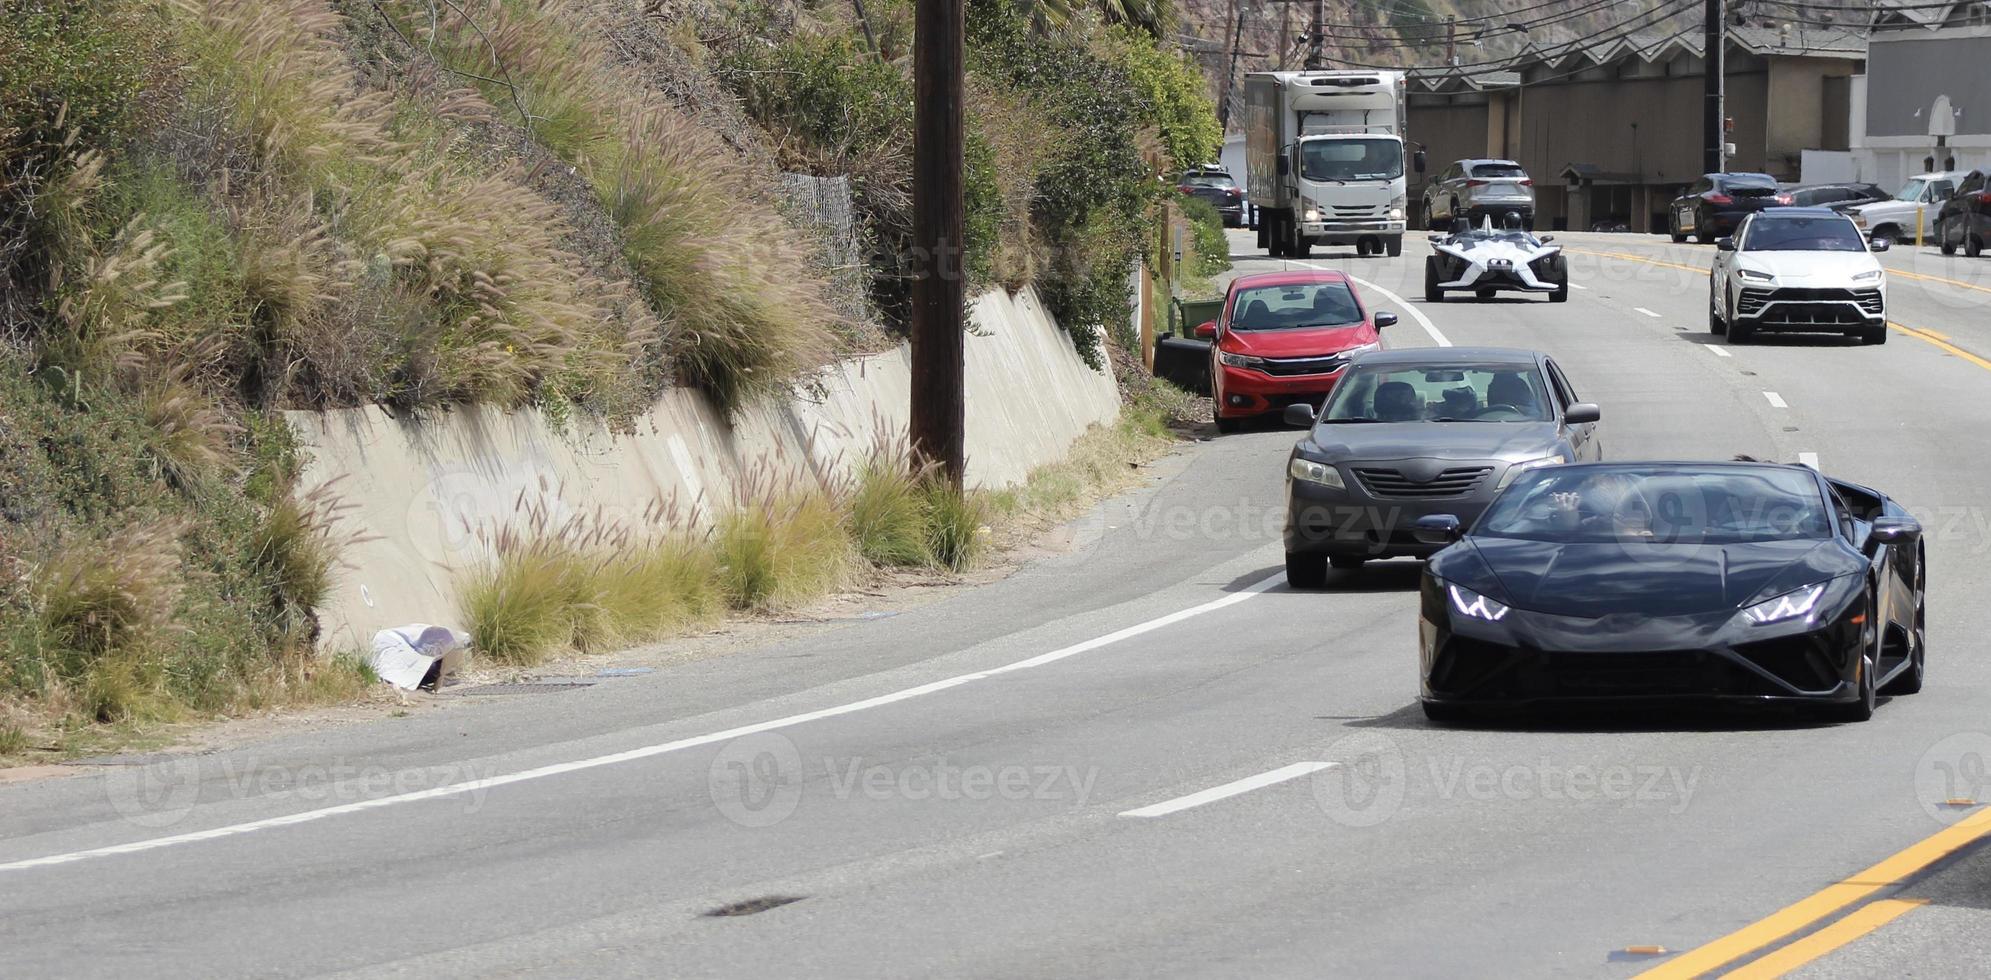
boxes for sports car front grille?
[1733,634,1845,693]
[1258,353,1350,377]
[1736,286,1883,323]
[1353,466,1491,498]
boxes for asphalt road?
[5,231,1991,978]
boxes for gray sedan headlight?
[1289,457,1345,490]
[1495,454,1566,490]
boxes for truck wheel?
[1385,236,1402,258]
[1291,234,1312,259]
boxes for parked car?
[1200,270,1393,434]
[1935,168,1990,257]
[1414,461,1925,723]
[1177,167,1246,227]
[1279,347,1601,586]
[1851,171,1965,246]
[1669,173,1792,243]
[1422,159,1535,230]
[1709,208,1889,345]
[1780,181,1891,212]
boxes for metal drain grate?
[704,895,805,917]
[446,681,595,697]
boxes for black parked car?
[1780,182,1891,213]
[1669,173,1792,243]
[1177,167,1245,227]
[1414,461,1926,723]
[1936,169,1990,257]
[1280,347,1601,587]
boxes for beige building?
[1407,28,1865,232]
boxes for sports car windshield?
[1743,217,1866,252]
[1477,466,1833,544]
[1321,364,1551,422]
[1300,138,1403,182]
[1229,282,1361,330]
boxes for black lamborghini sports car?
[1413,461,1926,723]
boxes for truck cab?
[1244,71,1423,259]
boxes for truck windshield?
[1894,178,1926,202]
[1299,138,1402,182]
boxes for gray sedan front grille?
[1353,466,1492,499]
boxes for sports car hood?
[1455,536,1857,618]
[1304,421,1560,462]
[1734,251,1881,284]
[1224,323,1376,358]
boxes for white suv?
[1710,209,1888,345]
[1851,171,1965,246]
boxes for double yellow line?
[1634,807,1991,978]
[1562,247,1991,375]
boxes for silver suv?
[1422,159,1536,230]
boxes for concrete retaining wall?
[290,286,1119,651]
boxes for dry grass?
[31,521,189,722]
[410,0,840,411]
[715,485,854,611]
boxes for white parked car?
[1850,171,1965,245]
[1709,208,1889,345]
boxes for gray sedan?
[1281,347,1602,587]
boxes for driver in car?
[1547,472,1655,537]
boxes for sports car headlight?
[1737,268,1776,282]
[1447,583,1510,622]
[1288,457,1345,490]
[1219,351,1265,370]
[1738,583,1829,626]
[1494,454,1566,490]
[1852,269,1883,282]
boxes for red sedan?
[1197,270,1396,433]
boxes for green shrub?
[923,483,991,572]
[847,456,933,568]
[716,489,854,610]
[1179,196,1232,285]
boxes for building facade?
[1851,0,1991,189]
[1406,28,1864,232]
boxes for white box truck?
[1243,70,1423,259]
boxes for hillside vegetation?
[0,0,1218,751]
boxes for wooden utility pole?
[1305,0,1324,68]
[1445,15,1457,66]
[1218,3,1245,130]
[1703,0,1725,173]
[911,0,966,488]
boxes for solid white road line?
[1634,307,1662,318]
[1299,266,1451,347]
[1799,452,1821,470]
[1706,345,1732,357]
[1763,391,1789,408]
[1118,762,1337,819]
[0,574,1291,875]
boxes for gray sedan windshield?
[1322,365,1551,422]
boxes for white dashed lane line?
[1119,762,1337,819]
[1799,452,1821,470]
[1763,391,1789,408]
[1634,307,1663,318]
[1706,345,1733,357]
[1568,282,1588,290]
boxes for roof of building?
[1406,25,1866,95]
[1872,0,1991,30]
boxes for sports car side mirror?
[1563,402,1601,424]
[1412,514,1462,545]
[1716,238,1736,251]
[1868,516,1921,544]
[1282,403,1316,427]
[1868,236,1891,252]
[1373,311,1398,329]
[1194,320,1217,340]
[1538,234,1555,243]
